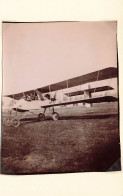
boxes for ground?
[1,102,121,174]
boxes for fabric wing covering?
[41,96,118,108]
[4,67,117,100]
[65,86,114,97]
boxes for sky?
[2,21,117,95]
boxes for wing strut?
[107,78,112,96]
[49,85,51,101]
[66,80,70,100]
[93,70,100,97]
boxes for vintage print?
[1,22,121,174]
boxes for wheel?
[3,118,11,126]
[52,112,59,121]
[11,118,20,127]
[38,113,45,121]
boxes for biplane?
[2,67,118,127]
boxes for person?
[23,94,27,100]
[26,95,31,101]
[34,92,38,100]
[30,93,35,100]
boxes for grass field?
[1,102,121,174]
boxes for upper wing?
[41,96,118,108]
[37,67,117,93]
[4,67,117,100]
[4,90,36,100]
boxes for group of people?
[23,93,38,101]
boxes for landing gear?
[52,112,59,121]
[11,118,20,127]
[51,107,59,121]
[3,118,11,126]
[38,113,45,121]
[38,108,46,121]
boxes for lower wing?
[41,96,118,108]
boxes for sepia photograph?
[1,21,121,174]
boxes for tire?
[52,112,59,121]
[3,118,11,126]
[11,118,20,127]
[38,113,45,121]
